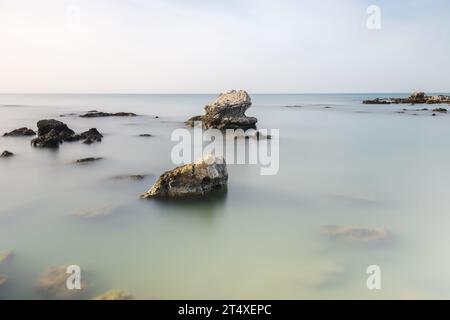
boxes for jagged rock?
[80,111,137,118]
[3,127,36,137]
[185,90,257,130]
[36,119,75,137]
[0,150,14,158]
[93,290,132,300]
[75,157,104,164]
[80,128,103,143]
[363,92,450,105]
[141,155,228,199]
[36,265,86,299]
[322,225,389,243]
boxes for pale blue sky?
[0,0,449,93]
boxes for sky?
[0,0,449,93]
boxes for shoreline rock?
[141,155,228,199]
[185,90,257,130]
[3,127,36,137]
[363,92,450,105]
[0,150,14,158]
[80,111,137,118]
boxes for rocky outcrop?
[93,290,132,300]
[0,150,14,158]
[322,225,389,243]
[141,156,228,199]
[37,265,86,299]
[185,90,257,130]
[31,120,103,148]
[363,92,450,105]
[80,111,137,118]
[3,127,36,137]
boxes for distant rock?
[37,265,86,299]
[93,290,132,300]
[322,225,389,243]
[363,92,450,105]
[185,90,257,130]
[75,157,104,164]
[139,134,153,137]
[0,150,14,158]
[79,128,103,144]
[282,105,304,108]
[80,111,137,118]
[3,127,36,137]
[141,155,228,199]
[432,108,447,113]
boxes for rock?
[432,108,447,113]
[141,155,228,199]
[93,290,132,300]
[36,119,75,137]
[0,251,13,265]
[108,174,150,182]
[363,92,450,105]
[0,150,14,158]
[72,206,115,219]
[363,98,391,105]
[75,157,104,164]
[80,128,103,143]
[185,90,257,130]
[282,105,304,108]
[322,225,389,243]
[3,127,36,137]
[139,134,153,137]
[31,129,62,148]
[80,111,137,118]
[36,265,86,299]
[31,119,75,148]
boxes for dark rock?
[3,127,36,137]
[432,108,447,113]
[36,119,75,137]
[1,150,14,158]
[80,111,137,118]
[363,92,450,105]
[75,157,104,164]
[31,129,62,148]
[80,128,103,143]
[141,155,228,199]
[139,134,153,137]
[363,98,391,105]
[185,90,257,130]
[108,174,150,182]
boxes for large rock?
[141,156,228,198]
[3,127,36,137]
[36,119,75,137]
[186,90,257,129]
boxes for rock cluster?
[3,127,36,137]
[186,90,257,130]
[31,119,103,148]
[363,92,450,105]
[141,156,228,199]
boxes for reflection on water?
[1,93,450,299]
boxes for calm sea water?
[1,93,450,299]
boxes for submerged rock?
[322,225,389,243]
[37,265,86,299]
[108,174,150,182]
[72,206,115,219]
[93,290,132,300]
[141,155,228,199]
[363,92,450,105]
[0,251,13,265]
[80,111,137,118]
[3,127,36,137]
[75,157,104,164]
[0,150,14,158]
[185,90,257,130]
